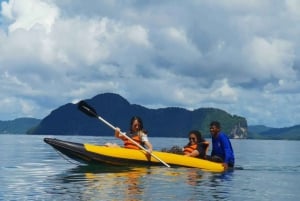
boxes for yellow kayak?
[44,138,224,172]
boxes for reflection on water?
[72,165,148,201]
[46,165,234,201]
[186,168,204,186]
[1,135,300,201]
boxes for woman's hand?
[114,127,121,138]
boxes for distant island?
[0,118,41,134]
[247,125,300,140]
[26,93,247,138]
[1,93,300,140]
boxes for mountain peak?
[28,93,247,137]
[89,92,130,107]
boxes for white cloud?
[211,0,258,11]
[126,25,150,47]
[0,0,299,128]
[243,37,296,80]
[1,0,59,33]
[285,0,300,20]
[0,96,45,119]
[209,79,238,103]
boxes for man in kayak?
[183,130,209,159]
[208,121,235,169]
[107,116,153,153]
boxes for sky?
[0,0,299,128]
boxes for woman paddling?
[106,116,153,153]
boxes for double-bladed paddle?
[78,100,170,168]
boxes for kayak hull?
[44,138,224,172]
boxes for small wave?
[238,164,300,172]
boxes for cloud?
[1,0,59,32]
[0,0,299,128]
[243,37,295,80]
[285,0,300,20]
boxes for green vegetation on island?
[0,118,41,134]
[1,93,299,140]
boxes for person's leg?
[105,142,120,147]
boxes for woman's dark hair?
[187,130,207,158]
[130,116,146,133]
[188,130,204,143]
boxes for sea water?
[0,134,299,201]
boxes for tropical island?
[1,93,299,140]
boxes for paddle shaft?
[79,101,170,167]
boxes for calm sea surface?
[1,134,300,201]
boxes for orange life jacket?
[121,134,142,150]
[183,144,197,155]
[184,142,210,158]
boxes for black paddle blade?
[78,100,98,118]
